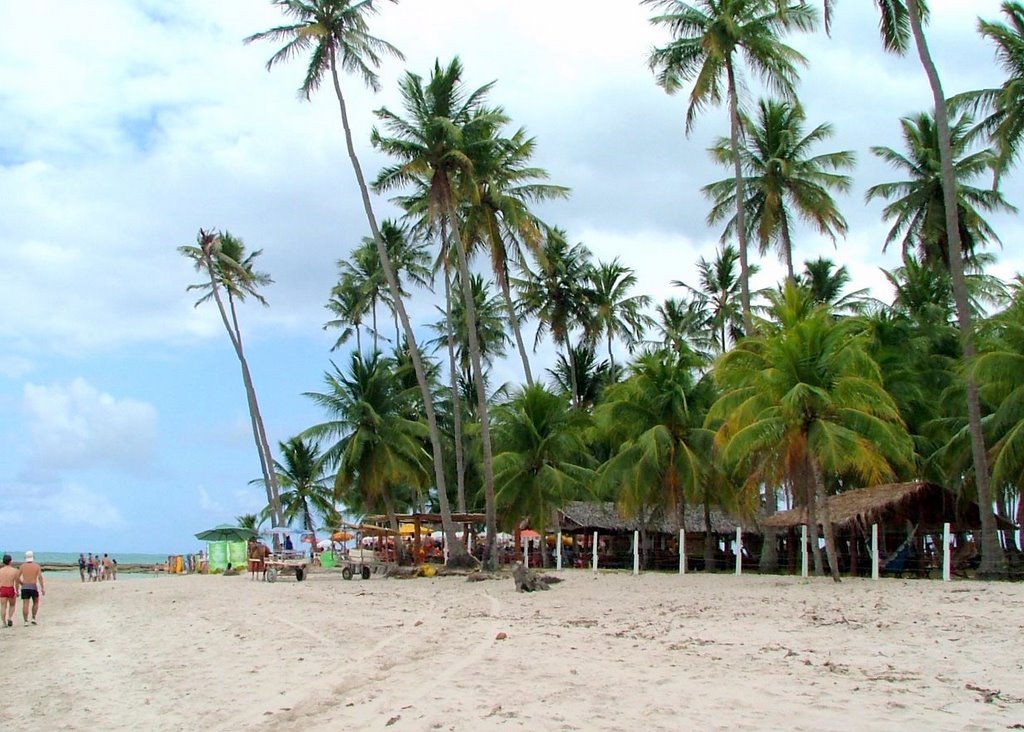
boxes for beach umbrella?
[398,523,431,536]
[332,531,354,542]
[194,524,257,543]
[316,539,333,550]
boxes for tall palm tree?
[371,57,508,569]
[588,259,654,376]
[428,273,510,385]
[515,227,596,407]
[324,276,369,353]
[710,283,914,581]
[302,352,430,561]
[546,342,613,413]
[463,127,570,387]
[379,219,432,344]
[645,0,818,333]
[273,437,334,542]
[246,1,473,566]
[650,296,716,362]
[492,385,594,566]
[866,112,1016,270]
[179,229,284,529]
[703,98,854,280]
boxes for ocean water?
[0,551,170,566]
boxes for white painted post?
[556,530,563,571]
[679,529,686,575]
[735,527,742,575]
[633,530,640,575]
[871,523,879,581]
[800,525,809,578]
[524,539,530,568]
[592,531,598,572]
[942,522,951,582]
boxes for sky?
[1,1,1020,554]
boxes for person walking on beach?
[18,552,45,626]
[78,553,86,582]
[0,555,19,628]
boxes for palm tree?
[492,385,594,566]
[596,350,716,551]
[302,352,430,562]
[710,283,914,581]
[179,229,284,529]
[246,1,473,566]
[650,296,716,361]
[866,112,1016,270]
[324,276,369,353]
[703,98,854,280]
[953,2,1024,182]
[798,257,870,314]
[515,227,596,407]
[588,259,654,376]
[547,342,613,412]
[645,0,818,333]
[673,244,747,354]
[428,273,510,384]
[379,219,431,344]
[371,57,508,569]
[236,513,262,533]
[273,437,334,542]
[463,127,570,387]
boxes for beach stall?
[761,480,1017,578]
[194,525,258,572]
[556,501,756,571]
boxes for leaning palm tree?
[179,229,284,529]
[644,0,818,333]
[246,1,473,566]
[371,57,508,569]
[273,437,335,542]
[703,98,854,281]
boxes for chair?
[880,543,914,578]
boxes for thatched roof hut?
[761,481,1015,532]
[557,501,752,535]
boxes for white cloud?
[22,378,157,474]
[0,481,124,530]
[0,355,33,379]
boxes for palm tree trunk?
[442,255,468,514]
[759,484,780,572]
[607,330,616,378]
[780,214,795,282]
[203,258,283,532]
[355,324,362,355]
[445,195,498,571]
[810,456,842,582]
[328,54,472,567]
[381,489,409,565]
[372,297,379,354]
[907,0,1006,577]
[566,340,580,408]
[726,62,755,336]
[703,495,715,571]
[800,456,823,575]
[499,274,534,387]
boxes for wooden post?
[735,527,742,576]
[556,530,563,571]
[871,523,879,581]
[592,531,598,572]
[679,529,686,575]
[800,525,809,578]
[942,522,951,582]
[633,530,640,575]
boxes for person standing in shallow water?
[18,551,45,626]
[78,553,86,582]
[0,555,19,627]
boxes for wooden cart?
[264,550,309,582]
[340,548,383,580]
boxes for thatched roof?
[557,501,752,535]
[761,481,1015,532]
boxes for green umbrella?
[194,524,257,542]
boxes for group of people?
[0,551,45,627]
[77,553,117,582]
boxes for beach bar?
[761,480,1016,578]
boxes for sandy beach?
[2,569,1022,731]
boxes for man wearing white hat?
[18,551,45,626]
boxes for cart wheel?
[341,566,353,581]
[266,568,278,583]
[361,565,371,580]
[295,567,305,582]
